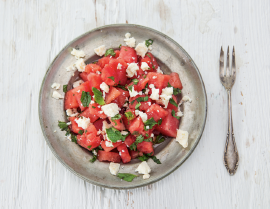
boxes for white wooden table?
[1,0,269,208]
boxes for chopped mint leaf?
[78,130,84,135]
[132,79,139,85]
[136,96,148,103]
[106,127,125,142]
[119,44,122,48]
[108,76,115,81]
[136,135,144,143]
[144,138,153,142]
[125,111,135,120]
[105,48,116,57]
[135,102,141,110]
[92,106,96,109]
[92,61,97,64]
[80,91,91,107]
[87,145,92,149]
[169,98,178,107]
[124,48,127,51]
[151,156,161,164]
[58,121,69,131]
[154,134,165,144]
[145,39,154,47]
[92,87,105,105]
[127,85,133,91]
[171,109,180,119]
[157,118,162,125]
[117,173,137,182]
[90,155,97,163]
[138,153,161,164]
[116,85,127,91]
[168,82,181,95]
[63,85,68,93]
[111,113,121,125]
[144,117,157,129]
[71,134,77,143]
[138,155,149,161]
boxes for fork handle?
[224,90,239,175]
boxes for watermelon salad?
[51,33,192,181]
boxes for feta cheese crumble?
[121,131,129,135]
[124,33,136,48]
[135,42,148,58]
[126,63,139,78]
[100,82,109,93]
[149,85,159,100]
[73,80,84,88]
[52,91,64,99]
[71,48,85,59]
[101,103,120,117]
[75,117,91,129]
[66,64,76,72]
[129,86,140,97]
[135,110,148,122]
[176,129,189,148]
[141,62,150,71]
[143,174,150,179]
[109,162,120,175]
[66,108,79,117]
[75,58,86,72]
[182,95,192,103]
[105,140,114,147]
[51,83,60,90]
[117,63,122,70]
[135,161,151,175]
[160,87,173,108]
[94,45,106,56]
[156,67,163,74]
[176,110,183,117]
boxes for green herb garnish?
[58,121,69,131]
[171,109,180,119]
[108,76,115,81]
[135,102,141,110]
[168,83,181,95]
[105,48,116,57]
[144,117,157,130]
[145,39,154,47]
[169,98,178,107]
[132,79,139,85]
[111,114,121,125]
[138,153,161,164]
[78,130,84,135]
[125,111,135,120]
[117,173,137,182]
[92,106,96,109]
[63,85,68,93]
[106,127,126,142]
[136,135,144,143]
[119,44,122,48]
[90,155,97,163]
[116,84,127,91]
[157,118,162,125]
[71,134,77,143]
[92,87,105,105]
[154,134,165,144]
[80,91,91,107]
[87,145,92,149]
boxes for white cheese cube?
[150,87,159,100]
[145,88,150,95]
[117,63,122,69]
[135,42,148,58]
[51,83,60,90]
[52,91,64,99]
[176,129,189,148]
[66,64,76,72]
[75,58,86,72]
[71,48,85,59]
[66,108,79,117]
[105,140,114,147]
[135,161,151,175]
[66,134,72,141]
[121,131,129,135]
[75,116,91,129]
[109,162,120,175]
[126,63,139,78]
[176,110,183,117]
[141,62,150,71]
[100,82,109,93]
[143,174,150,179]
[182,95,192,103]
[101,103,120,117]
[73,80,84,88]
[94,45,106,56]
[125,33,131,39]
[156,67,163,74]
[129,86,140,97]
[93,150,97,156]
[160,87,173,108]
[124,36,136,48]
[135,110,148,122]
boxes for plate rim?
[38,23,208,190]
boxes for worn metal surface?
[39,24,207,189]
[1,0,270,208]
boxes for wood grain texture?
[1,0,269,208]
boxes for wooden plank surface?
[0,0,269,208]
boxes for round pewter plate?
[39,24,207,189]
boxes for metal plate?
[39,24,207,189]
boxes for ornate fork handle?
[223,89,239,175]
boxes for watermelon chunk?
[69,117,83,134]
[119,46,138,63]
[117,144,131,163]
[109,58,128,85]
[85,64,102,74]
[100,140,123,152]
[105,87,121,104]
[109,114,125,131]
[77,133,101,150]
[146,104,168,122]
[147,72,170,92]
[64,90,79,110]
[97,57,111,68]
[169,72,183,90]
[137,141,154,155]
[79,72,89,82]
[124,134,136,147]
[97,150,121,163]
[129,95,152,111]
[111,88,129,107]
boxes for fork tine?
[232,46,236,76]
[226,46,230,76]
[219,46,224,77]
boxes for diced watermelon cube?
[101,64,118,86]
[109,114,125,131]
[97,150,121,163]
[147,72,171,92]
[128,117,145,136]
[87,73,103,94]
[124,134,136,147]
[69,117,83,134]
[111,88,129,107]
[169,72,183,90]
[100,140,123,152]
[77,133,101,150]
[129,95,152,111]
[105,87,121,104]
[86,124,97,136]
[79,107,99,123]
[130,150,139,159]
[79,72,89,82]
[123,109,136,129]
[64,90,79,110]
[85,64,102,74]
[119,46,138,63]
[137,141,154,155]
[140,52,159,71]
[93,119,105,131]
[117,144,131,163]
[97,57,112,68]
[73,81,91,111]
[155,109,180,137]
[166,95,178,112]
[114,50,120,58]
[146,104,168,122]
[109,58,128,85]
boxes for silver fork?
[219,46,239,175]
